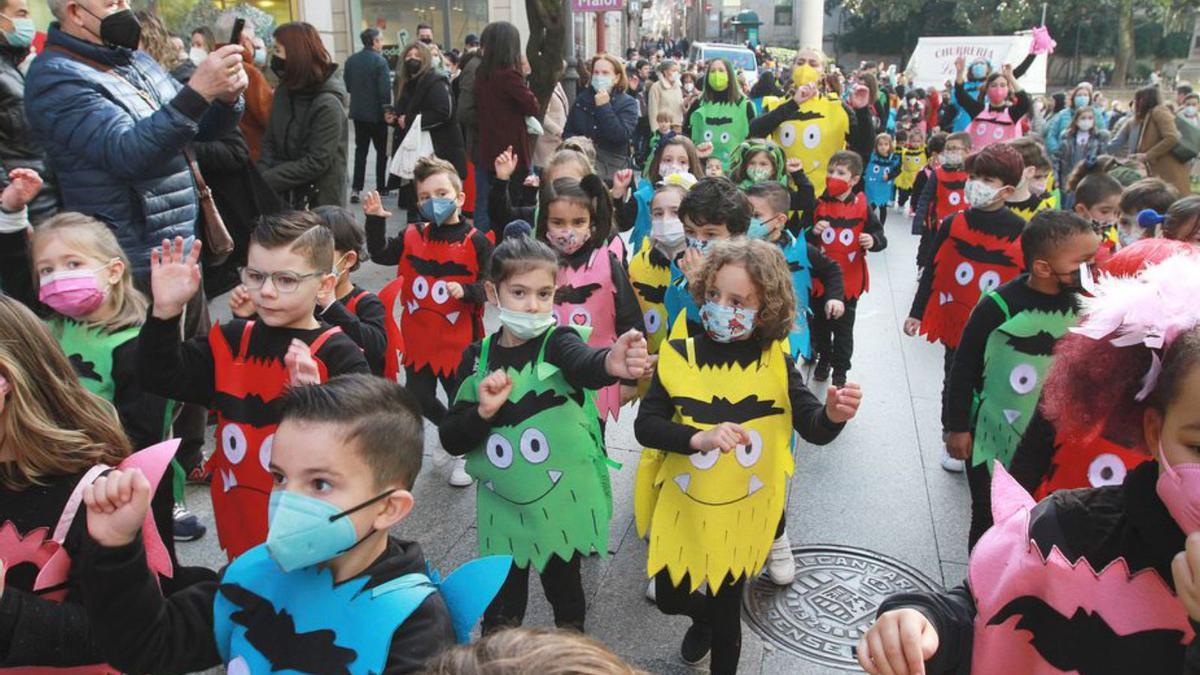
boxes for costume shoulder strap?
[236,321,256,360]
[477,335,493,375]
[309,326,343,354]
[984,290,1011,321]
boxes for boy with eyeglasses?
[137,211,369,561]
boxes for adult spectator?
[564,53,638,176]
[0,0,59,224]
[388,40,465,210]
[532,78,568,171]
[189,26,213,65]
[417,23,435,46]
[475,21,539,222]
[216,12,273,162]
[648,58,683,131]
[26,0,246,282]
[1042,83,1108,156]
[684,56,756,168]
[259,21,348,208]
[455,34,483,225]
[344,27,390,203]
[629,60,651,163]
[464,32,479,53]
[1176,84,1193,109]
[1129,84,1191,195]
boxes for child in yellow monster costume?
[633,239,863,674]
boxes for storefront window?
[129,0,293,42]
[360,0,486,69]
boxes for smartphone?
[229,18,245,46]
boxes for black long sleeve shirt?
[633,334,845,455]
[943,277,1077,433]
[364,215,493,305]
[877,461,1195,675]
[438,327,616,455]
[80,534,455,675]
[319,285,388,376]
[909,207,1025,321]
[954,82,1031,122]
[806,243,845,303]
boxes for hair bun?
[504,220,533,240]
[579,173,607,197]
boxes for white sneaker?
[766,532,796,585]
[645,578,656,602]
[941,452,965,473]
[449,457,473,486]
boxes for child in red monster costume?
[913,132,972,268]
[905,143,1025,473]
[808,150,887,387]
[1008,239,1200,500]
[365,157,493,488]
[139,216,368,561]
[860,254,1200,675]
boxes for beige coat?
[1137,104,1192,195]
[648,78,684,129]
[532,83,569,169]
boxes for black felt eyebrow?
[491,389,569,428]
[672,394,784,424]
[409,255,471,277]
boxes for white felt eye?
[838,228,855,246]
[955,262,974,286]
[222,425,247,464]
[703,130,714,141]
[719,132,731,144]
[802,123,822,149]
[431,280,450,305]
[519,428,550,464]
[412,276,429,300]
[644,308,663,335]
[779,124,797,148]
[1088,453,1127,487]
[821,227,836,245]
[978,270,1001,293]
[949,192,962,206]
[1009,364,1038,395]
[485,434,513,469]
[258,434,274,473]
[735,430,764,468]
[689,449,720,470]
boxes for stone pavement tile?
[605,446,641,555]
[942,561,969,589]
[912,396,971,566]
[759,648,854,674]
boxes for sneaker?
[767,532,796,585]
[812,358,831,383]
[831,371,847,387]
[186,465,212,485]
[173,504,206,542]
[449,457,473,487]
[350,192,360,203]
[645,578,657,602]
[680,622,712,665]
[941,452,965,473]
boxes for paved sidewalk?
[177,199,970,674]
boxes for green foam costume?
[455,327,613,572]
[49,318,139,401]
[689,100,751,168]
[971,295,1076,473]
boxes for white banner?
[904,35,1049,94]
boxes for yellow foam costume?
[761,93,849,196]
[635,336,793,592]
[895,145,927,191]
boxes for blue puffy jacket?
[25,25,242,278]
[563,86,639,157]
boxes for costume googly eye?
[689,449,720,470]
[519,428,550,464]
[735,430,764,468]
[485,434,514,469]
[978,270,1001,292]
[644,308,663,334]
[949,192,962,206]
[412,276,429,300]
[719,132,731,144]
[568,306,592,327]
[838,228,856,246]
[703,130,714,142]
[955,262,975,286]
[872,165,881,175]
[821,227,837,245]
[802,123,822,149]
[431,280,450,305]
[1009,363,1038,395]
[222,425,247,464]
[258,434,274,473]
[779,123,797,148]
[1088,453,1127,487]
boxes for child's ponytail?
[579,174,614,241]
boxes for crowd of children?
[5,44,1200,675]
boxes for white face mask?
[651,216,686,249]
[1077,118,1095,131]
[189,46,208,66]
[964,178,1001,208]
[683,82,695,93]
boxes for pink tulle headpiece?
[1030,26,1057,55]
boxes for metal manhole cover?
[743,544,942,670]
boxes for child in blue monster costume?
[864,132,901,224]
[79,375,509,675]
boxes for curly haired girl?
[633,237,862,674]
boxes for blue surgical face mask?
[0,15,35,48]
[746,217,772,241]
[497,305,556,340]
[1073,94,1090,108]
[700,301,756,343]
[265,489,393,572]
[969,63,987,80]
[419,197,458,226]
[591,74,613,93]
[254,46,267,67]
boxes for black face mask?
[418,37,433,45]
[270,55,286,79]
[79,5,141,50]
[405,58,421,75]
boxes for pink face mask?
[38,268,107,319]
[987,86,1010,105]
[1156,446,1200,534]
[550,231,586,256]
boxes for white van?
[688,42,760,88]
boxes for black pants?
[405,365,459,425]
[966,457,992,552]
[897,188,912,208]
[655,571,746,675]
[873,204,889,225]
[483,554,585,633]
[810,297,858,376]
[940,346,956,433]
[352,120,389,193]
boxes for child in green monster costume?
[439,229,650,633]
[943,211,1101,550]
[686,57,756,169]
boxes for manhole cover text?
[743,545,942,669]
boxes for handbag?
[390,113,435,180]
[1172,115,1200,164]
[183,148,234,265]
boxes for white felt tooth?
[673,473,691,493]
[445,311,460,325]
[748,474,765,496]
[1003,409,1021,424]
[548,470,563,483]
[484,480,495,492]
[848,251,857,262]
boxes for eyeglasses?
[239,267,324,294]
